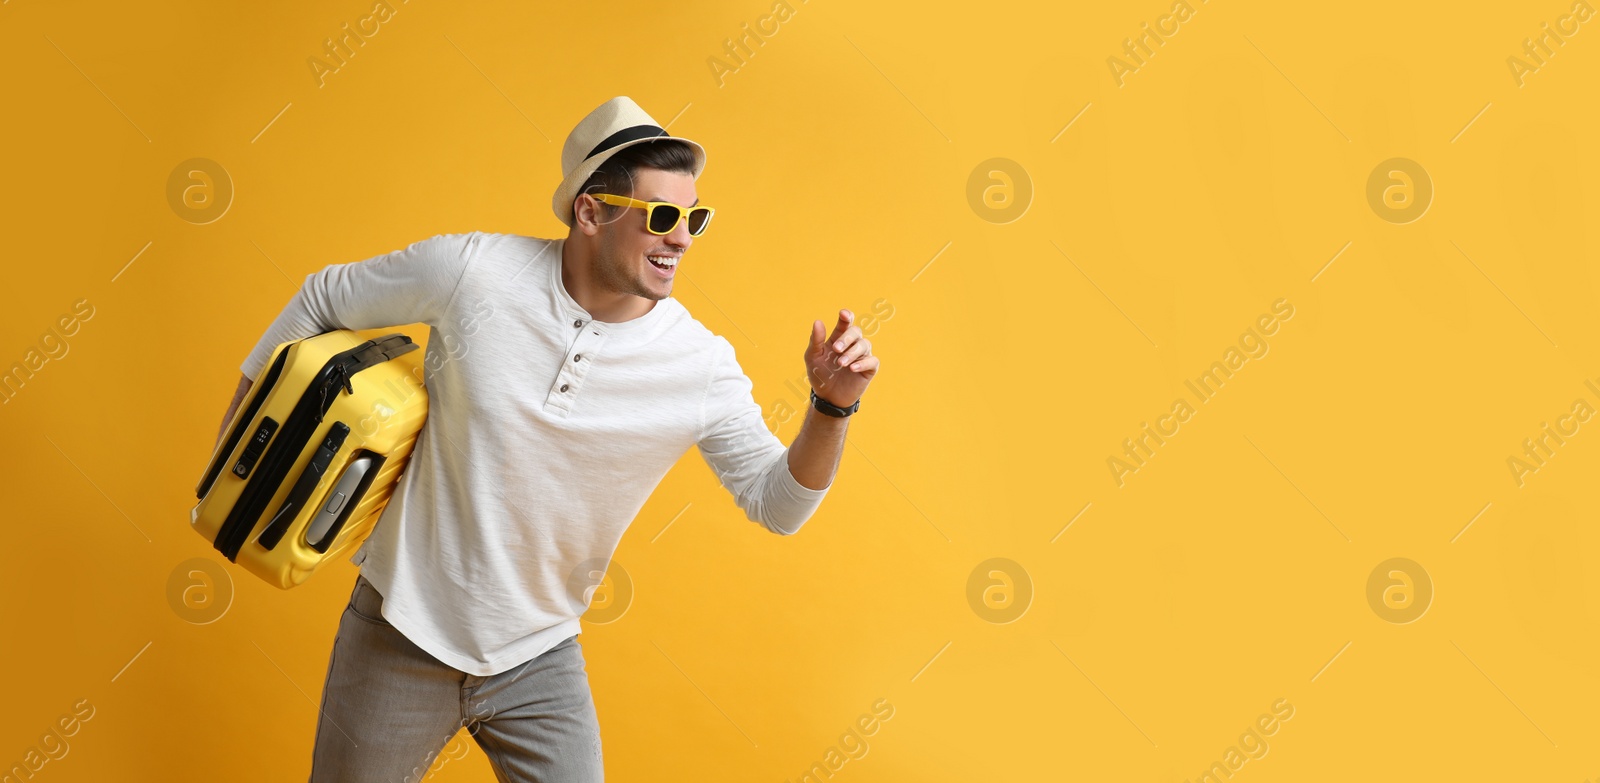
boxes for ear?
[573,194,603,238]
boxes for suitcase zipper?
[212,334,418,561]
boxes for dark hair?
[576,139,699,221]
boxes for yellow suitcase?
[192,330,428,589]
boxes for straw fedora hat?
[551,96,707,228]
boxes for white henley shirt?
[238,231,831,676]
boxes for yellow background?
[2,0,1598,780]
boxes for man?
[218,96,878,781]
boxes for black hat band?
[585,124,671,161]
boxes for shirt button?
[573,319,583,328]
[574,354,582,362]
[560,383,569,392]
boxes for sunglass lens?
[686,208,712,236]
[648,205,680,234]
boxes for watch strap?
[810,389,860,418]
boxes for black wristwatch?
[810,389,860,418]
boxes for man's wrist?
[809,388,860,418]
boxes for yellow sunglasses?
[589,193,716,236]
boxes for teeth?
[648,255,678,267]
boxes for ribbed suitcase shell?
[191,329,428,589]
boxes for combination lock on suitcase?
[192,330,429,589]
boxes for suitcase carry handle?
[306,451,387,553]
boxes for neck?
[560,235,656,323]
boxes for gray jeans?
[309,574,604,782]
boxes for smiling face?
[584,166,699,301]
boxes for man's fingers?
[846,354,879,373]
[811,319,827,349]
[826,308,853,348]
[836,338,871,367]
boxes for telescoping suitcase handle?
[315,334,419,422]
[347,334,419,372]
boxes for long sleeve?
[696,336,831,535]
[238,232,481,381]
